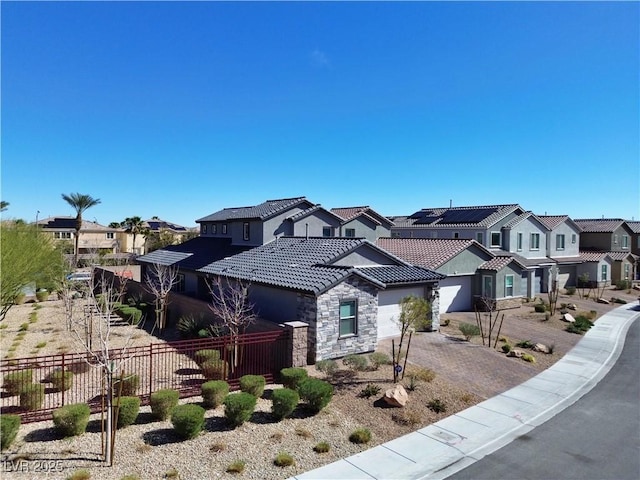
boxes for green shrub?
[226,460,245,474]
[612,297,627,304]
[3,369,33,396]
[239,375,266,398]
[368,352,392,369]
[534,303,547,313]
[194,349,220,366]
[201,380,229,409]
[223,392,257,427]
[515,340,534,349]
[313,441,330,453]
[358,383,381,399]
[615,279,631,290]
[349,428,372,444]
[427,398,447,413]
[52,403,90,437]
[117,306,142,325]
[342,354,369,371]
[458,323,480,341]
[36,290,49,302]
[274,451,295,467]
[565,286,576,295]
[298,378,334,413]
[19,383,45,411]
[501,344,512,353]
[271,388,299,420]
[314,359,338,377]
[48,370,74,392]
[150,389,180,421]
[171,403,205,440]
[201,359,228,380]
[113,374,139,396]
[116,396,140,428]
[177,314,210,339]
[411,367,436,382]
[0,414,21,450]
[280,367,308,391]
[566,315,594,334]
[522,353,536,363]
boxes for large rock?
[384,384,409,407]
[567,304,578,311]
[507,349,524,358]
[597,298,610,304]
[533,343,550,354]
[562,313,576,323]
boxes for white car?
[66,272,92,282]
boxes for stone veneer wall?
[474,296,522,311]
[297,278,378,362]
[429,285,441,331]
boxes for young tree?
[0,221,65,321]
[144,262,179,332]
[547,265,559,315]
[474,297,506,348]
[61,192,101,266]
[145,229,178,253]
[0,201,9,212]
[392,295,431,382]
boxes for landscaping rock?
[568,304,578,311]
[597,298,610,304]
[562,313,576,323]
[533,343,550,354]
[507,349,523,358]
[383,384,408,407]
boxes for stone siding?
[475,296,522,311]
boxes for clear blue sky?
[2,1,639,227]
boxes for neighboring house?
[377,237,528,311]
[576,251,614,289]
[389,204,555,298]
[537,215,583,289]
[627,221,640,279]
[330,206,394,241]
[137,237,444,361]
[573,219,637,283]
[36,217,123,255]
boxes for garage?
[377,286,427,339]
[438,275,473,313]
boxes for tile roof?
[331,206,393,227]
[376,237,484,269]
[358,266,445,285]
[625,221,640,234]
[606,251,637,261]
[478,256,519,271]
[396,204,523,229]
[573,218,626,232]
[537,215,570,230]
[144,218,187,232]
[579,250,611,262]
[196,197,309,222]
[36,217,119,231]
[286,205,343,223]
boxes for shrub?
[298,378,334,413]
[165,468,179,479]
[3,369,33,396]
[565,286,576,296]
[177,314,209,339]
[427,398,447,413]
[239,375,266,398]
[615,279,631,290]
[410,367,436,382]
[171,404,205,440]
[404,375,419,392]
[274,452,295,467]
[501,344,512,353]
[113,374,139,396]
[226,460,245,474]
[342,354,369,371]
[612,297,627,304]
[349,428,372,444]
[52,403,90,437]
[1,414,21,450]
[566,315,594,335]
[533,303,546,313]
[358,383,381,399]
[116,396,140,428]
[522,354,536,363]
[223,392,257,427]
[280,367,308,391]
[313,441,330,453]
[201,380,229,409]
[271,388,299,420]
[20,384,45,411]
[516,340,534,349]
[48,370,74,392]
[150,389,180,421]
[36,290,49,302]
[67,469,91,480]
[201,359,228,380]
[315,359,338,377]
[369,352,392,369]
[458,323,480,341]
[194,349,220,366]
[392,408,423,427]
[18,322,29,331]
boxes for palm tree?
[61,193,101,265]
[0,201,9,212]
[122,216,148,255]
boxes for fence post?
[282,321,308,367]
[148,344,153,399]
[61,353,66,406]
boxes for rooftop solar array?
[409,206,500,225]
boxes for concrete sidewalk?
[291,304,640,480]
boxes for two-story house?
[627,221,640,279]
[330,206,394,241]
[537,215,583,289]
[36,217,123,257]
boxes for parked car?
[66,272,92,282]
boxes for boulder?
[567,304,578,311]
[533,343,550,354]
[507,349,523,358]
[597,298,610,304]
[562,313,576,323]
[383,384,409,407]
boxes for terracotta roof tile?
[573,218,625,232]
[376,237,479,269]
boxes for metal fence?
[0,330,291,423]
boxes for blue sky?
[2,1,638,227]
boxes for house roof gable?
[331,206,394,227]
[196,197,312,223]
[573,218,627,233]
[397,204,525,229]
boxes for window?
[622,235,629,249]
[624,263,630,279]
[572,234,577,244]
[322,227,332,237]
[505,275,514,297]
[476,232,483,244]
[222,224,227,235]
[482,275,493,297]
[556,234,565,251]
[243,222,250,241]
[601,264,608,282]
[453,232,459,239]
[106,232,114,239]
[490,232,501,248]
[345,228,356,238]
[339,300,357,337]
[530,233,540,250]
[54,232,72,239]
[201,224,207,234]
[517,233,523,251]
[212,224,217,234]
[613,234,618,244]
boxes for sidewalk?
[291,304,640,480]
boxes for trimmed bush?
[3,369,33,396]
[117,306,142,325]
[36,289,49,302]
[313,441,330,453]
[223,392,257,427]
[150,389,180,421]
[1,414,21,450]
[565,286,576,295]
[501,344,512,353]
[349,428,372,444]
[534,303,547,313]
[48,370,74,392]
[274,451,295,467]
[516,340,534,349]
[271,388,299,420]
[201,380,229,409]
[298,378,333,413]
[342,354,368,371]
[201,359,228,380]
[226,460,246,474]
[116,396,140,428]
[522,353,536,364]
[113,374,139,396]
[358,383,381,399]
[194,349,220,366]
[20,384,45,411]
[52,403,90,437]
[171,403,205,440]
[369,352,392,369]
[458,323,480,341]
[314,359,338,377]
[280,367,308,391]
[239,375,266,398]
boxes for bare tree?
[474,297,506,349]
[547,265,559,315]
[144,262,179,333]
[391,295,430,382]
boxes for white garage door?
[377,287,426,339]
[439,276,473,313]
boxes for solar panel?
[440,207,498,224]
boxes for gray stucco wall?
[547,223,581,258]
[333,247,397,267]
[506,217,548,259]
[437,248,492,276]
[248,284,299,321]
[340,217,379,242]
[291,211,341,237]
